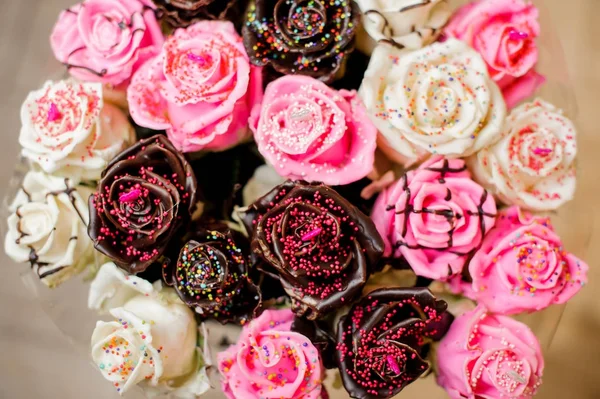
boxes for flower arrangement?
[4,0,588,398]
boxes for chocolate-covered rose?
[242,181,384,319]
[162,226,261,324]
[291,316,337,369]
[152,0,248,28]
[242,0,360,83]
[336,288,452,399]
[88,135,197,274]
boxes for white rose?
[89,263,210,398]
[359,39,506,166]
[468,99,577,211]
[4,170,93,287]
[19,80,134,183]
[356,0,451,53]
[88,262,155,314]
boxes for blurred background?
[0,0,598,398]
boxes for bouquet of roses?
[4,0,589,398]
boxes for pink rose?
[250,75,377,185]
[371,156,496,280]
[437,306,544,399]
[50,0,163,86]
[218,309,324,399]
[128,21,262,153]
[445,0,545,108]
[466,206,588,315]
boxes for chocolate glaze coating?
[88,135,198,274]
[242,0,360,83]
[241,180,384,320]
[336,288,452,399]
[152,0,249,29]
[162,224,262,325]
[291,316,337,369]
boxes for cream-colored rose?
[356,0,451,54]
[468,99,577,211]
[19,80,134,183]
[89,263,210,398]
[88,262,155,314]
[360,39,506,166]
[4,170,93,287]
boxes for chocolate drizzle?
[386,159,495,258]
[28,247,49,270]
[361,0,444,49]
[47,178,88,225]
[365,9,391,32]
[15,208,29,245]
[426,158,468,183]
[21,187,32,202]
[59,5,154,78]
[380,38,406,50]
[13,177,88,279]
[38,265,66,280]
[399,0,432,13]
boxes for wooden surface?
[0,1,599,398]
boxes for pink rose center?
[163,35,234,104]
[238,332,313,394]
[90,13,127,52]
[173,48,220,86]
[510,240,561,290]
[509,29,529,41]
[471,350,532,397]
[268,99,325,155]
[493,356,532,396]
[184,50,217,79]
[476,20,537,75]
[503,26,536,71]
[407,183,469,249]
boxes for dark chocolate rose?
[152,0,248,28]
[336,288,452,399]
[88,135,197,274]
[292,316,337,369]
[241,180,384,320]
[162,225,261,324]
[242,0,360,83]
